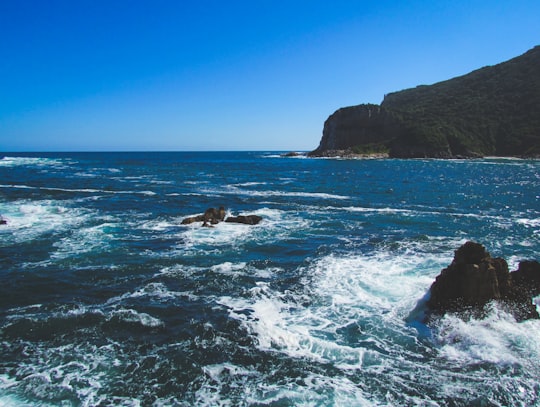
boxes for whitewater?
[0,152,539,406]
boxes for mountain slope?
[310,46,540,158]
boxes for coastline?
[302,149,539,160]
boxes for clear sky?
[1,0,539,152]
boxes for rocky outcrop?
[425,241,540,321]
[181,207,226,226]
[280,151,305,157]
[181,214,205,225]
[224,215,263,225]
[308,148,389,159]
[181,207,262,227]
[310,46,540,158]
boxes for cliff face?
[310,46,540,158]
[309,104,400,156]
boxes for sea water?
[0,152,538,406]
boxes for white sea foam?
[216,245,540,404]
[218,251,440,365]
[246,190,350,200]
[109,308,164,328]
[175,207,311,256]
[140,219,173,231]
[180,220,255,251]
[231,182,268,187]
[0,200,93,245]
[211,262,246,274]
[202,363,256,383]
[156,264,192,277]
[105,282,199,306]
[50,223,117,260]
[139,217,183,232]
[0,395,28,407]
[341,205,413,214]
[195,363,376,406]
[434,305,540,368]
[0,156,66,168]
[201,185,350,200]
[516,217,540,228]
[0,338,131,407]
[179,209,249,244]
[0,183,157,196]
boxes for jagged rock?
[181,207,225,226]
[203,207,226,226]
[511,260,540,293]
[425,241,540,321]
[505,260,540,320]
[224,215,263,225]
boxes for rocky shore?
[308,148,389,159]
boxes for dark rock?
[182,207,262,226]
[181,214,204,225]
[505,260,540,320]
[0,216,6,225]
[181,207,226,226]
[203,207,226,226]
[452,241,490,265]
[224,215,263,225]
[511,260,540,293]
[424,241,540,321]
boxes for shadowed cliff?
[310,46,540,158]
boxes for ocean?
[0,152,539,406]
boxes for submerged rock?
[424,241,540,321]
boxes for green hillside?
[310,46,540,158]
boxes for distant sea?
[1,152,539,406]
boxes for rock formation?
[280,151,305,157]
[181,207,262,227]
[181,207,225,226]
[310,46,540,158]
[424,241,540,321]
[224,215,263,225]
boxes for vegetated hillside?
[310,46,540,158]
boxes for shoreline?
[301,149,540,160]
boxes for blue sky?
[1,1,539,151]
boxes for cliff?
[310,46,540,158]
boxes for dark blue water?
[1,152,539,406]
